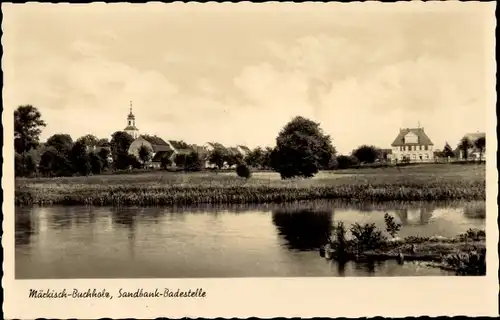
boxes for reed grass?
[15,164,486,206]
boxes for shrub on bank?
[236,164,251,179]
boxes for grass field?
[15,163,486,206]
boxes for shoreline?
[15,165,486,206]
[15,183,485,206]
[320,231,486,276]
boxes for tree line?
[14,105,486,180]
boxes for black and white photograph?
[2,1,497,318]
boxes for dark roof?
[124,125,139,131]
[169,140,190,150]
[140,135,173,153]
[391,128,434,146]
[141,135,168,145]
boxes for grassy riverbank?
[15,163,485,206]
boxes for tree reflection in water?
[15,211,35,246]
[272,208,333,251]
[463,202,486,219]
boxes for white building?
[390,127,434,163]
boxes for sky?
[2,2,495,154]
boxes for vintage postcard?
[2,1,498,318]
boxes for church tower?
[124,101,139,139]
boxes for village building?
[457,132,486,160]
[128,135,174,168]
[389,127,434,163]
[121,106,251,169]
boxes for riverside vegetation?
[320,214,486,276]
[15,163,485,206]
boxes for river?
[15,200,485,278]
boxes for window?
[412,154,416,159]
[424,145,428,151]
[419,155,422,160]
[419,146,422,151]
[400,146,403,151]
[129,120,132,125]
[425,154,429,159]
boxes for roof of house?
[391,128,434,146]
[227,147,242,155]
[207,142,225,149]
[124,125,139,131]
[237,145,251,153]
[168,140,190,150]
[463,132,485,142]
[140,135,173,152]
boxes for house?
[457,132,485,160]
[390,127,434,163]
[128,135,174,168]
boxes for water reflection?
[15,200,485,278]
[463,202,486,219]
[15,210,36,246]
[396,203,434,226]
[272,208,333,251]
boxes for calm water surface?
[15,201,485,278]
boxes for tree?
[271,116,336,179]
[185,151,204,172]
[14,105,46,154]
[110,131,134,170]
[15,152,37,177]
[458,137,473,160]
[474,136,485,162]
[225,152,243,168]
[97,138,110,147]
[336,155,359,169]
[443,142,455,159]
[38,147,72,177]
[69,140,91,176]
[352,145,380,164]
[97,148,111,171]
[46,134,74,155]
[245,147,264,168]
[89,152,103,175]
[262,147,274,169]
[77,134,99,149]
[161,153,173,170]
[138,145,152,168]
[208,147,227,170]
[175,153,188,168]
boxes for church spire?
[128,100,134,118]
[124,100,139,139]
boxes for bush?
[384,213,401,238]
[236,164,251,179]
[350,223,386,251]
[444,247,486,275]
[336,155,359,169]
